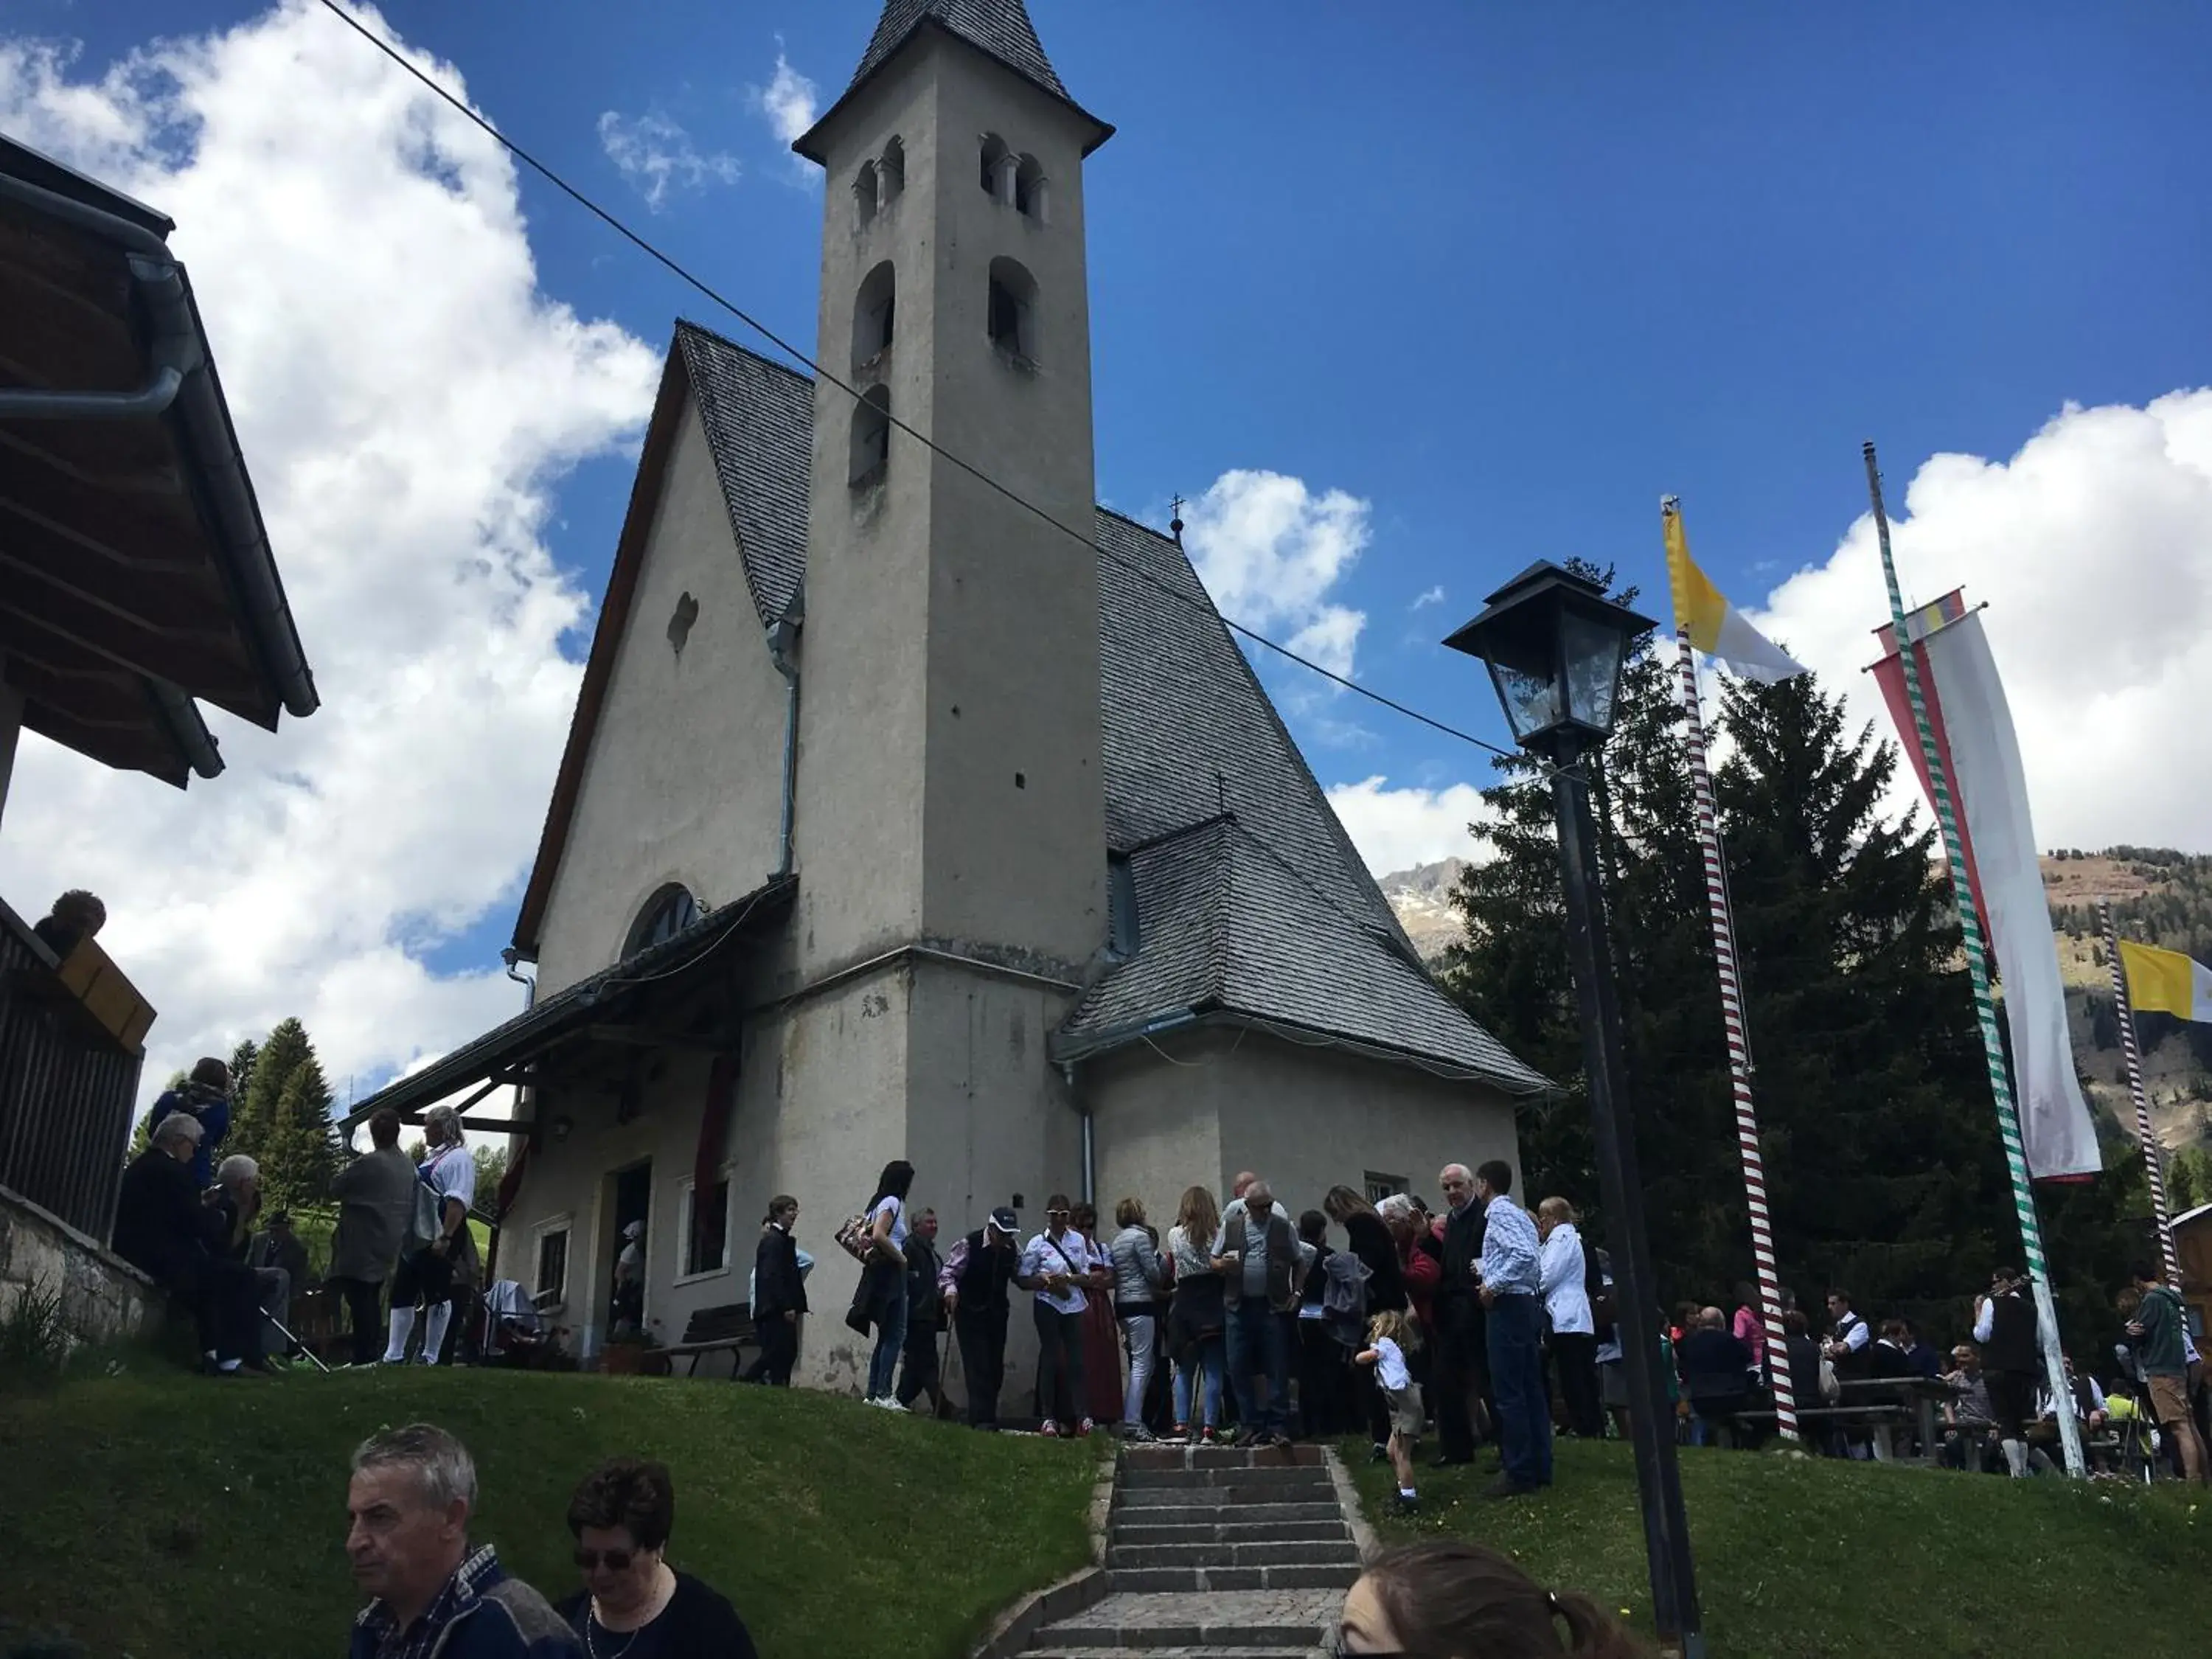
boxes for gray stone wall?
[0,1181,161,1347]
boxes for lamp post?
[1444,561,1704,1659]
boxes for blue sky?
[8,1,2208,1097]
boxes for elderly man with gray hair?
[346,1422,579,1657]
[383,1104,479,1366]
[114,1110,264,1374]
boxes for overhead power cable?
[312,0,1537,771]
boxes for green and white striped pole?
[1861,442,2084,1479]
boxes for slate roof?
[646,321,1543,1095]
[852,0,1068,101]
[1055,818,1544,1085]
[677,323,813,626]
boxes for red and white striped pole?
[2099,899,2183,1284]
[1672,619,1798,1443]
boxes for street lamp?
[1444,560,1705,1659]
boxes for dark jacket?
[111,1148,222,1284]
[953,1228,1017,1318]
[1784,1333,1825,1408]
[752,1224,807,1320]
[904,1234,943,1332]
[1871,1340,1919,1383]
[1678,1327,1754,1405]
[1434,1203,1484,1339]
[251,1228,311,1290]
[1983,1289,2039,1377]
[146,1085,230,1192]
[349,1548,580,1659]
[1342,1212,1405,1315]
[556,1570,757,1658]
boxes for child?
[1357,1310,1424,1512]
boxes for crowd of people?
[1652,1265,2210,1484]
[342,1421,1641,1657]
[113,1076,485,1376]
[796,1157,1594,1509]
[803,1155,2212,1497]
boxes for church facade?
[354,0,1542,1389]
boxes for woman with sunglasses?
[1331,1542,1644,1658]
[557,1457,757,1657]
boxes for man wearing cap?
[939,1206,1021,1430]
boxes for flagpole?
[1862,442,2084,1478]
[1663,505,1798,1443]
[2098,900,2183,1282]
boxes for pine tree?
[229,1037,260,1106]
[1711,671,2014,1332]
[234,1018,312,1165]
[260,1056,338,1213]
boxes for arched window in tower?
[625,883,700,957]
[880,137,905,204]
[852,260,896,368]
[980,133,1013,203]
[849,383,891,489]
[854,159,879,228]
[987,256,1038,363]
[1015,155,1047,222]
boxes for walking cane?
[259,1305,333,1374]
[935,1325,960,1420]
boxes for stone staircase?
[1020,1443,1363,1657]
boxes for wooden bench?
[644,1302,757,1378]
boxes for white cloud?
[0,2,660,1103]
[1183,470,1371,680]
[1324,776,1494,878]
[1756,390,2212,853]
[1411,585,1446,611]
[751,49,818,151]
[597,109,740,211]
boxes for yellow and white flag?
[2118,940,2212,1023]
[1662,501,1807,684]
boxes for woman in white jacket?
[1536,1197,1601,1438]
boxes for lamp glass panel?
[1561,608,1627,733]
[1487,660,1562,741]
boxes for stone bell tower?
[791,3,1114,981]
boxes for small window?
[1015,154,1046,220]
[1363,1172,1407,1206]
[850,384,891,488]
[852,260,896,367]
[880,137,905,204]
[625,883,699,956]
[681,1177,730,1279]
[980,133,1010,200]
[854,159,878,228]
[987,256,1037,361]
[535,1224,571,1306]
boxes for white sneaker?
[1040,1418,1060,1438]
[879,1396,908,1413]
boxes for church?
[351,0,1542,1386]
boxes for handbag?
[835,1210,874,1263]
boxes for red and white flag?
[1871,593,2101,1181]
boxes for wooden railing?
[0,897,147,1243]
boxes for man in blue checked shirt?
[1473,1160,1551,1498]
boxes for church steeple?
[794,0,1111,165]
[787,0,1110,978]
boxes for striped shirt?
[1478,1194,1542,1298]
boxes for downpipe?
[768,616,801,878]
[1061,1061,1095,1208]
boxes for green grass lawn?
[0,1367,1101,1658]
[1350,1439,2212,1659]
